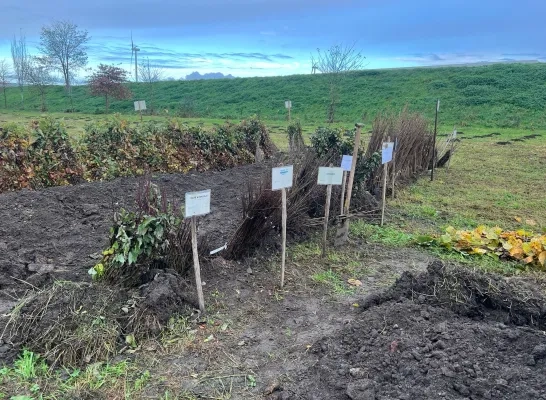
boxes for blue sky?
[0,0,544,80]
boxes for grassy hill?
[1,63,546,128]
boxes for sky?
[0,0,544,80]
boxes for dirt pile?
[281,262,546,400]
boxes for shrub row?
[0,115,276,192]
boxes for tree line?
[0,20,363,121]
[0,21,164,113]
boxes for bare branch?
[311,43,366,122]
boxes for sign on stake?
[134,100,146,122]
[285,100,292,121]
[185,189,211,313]
[335,124,363,246]
[381,138,393,226]
[318,166,343,257]
[392,138,398,199]
[272,165,293,288]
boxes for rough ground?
[2,164,546,399]
[0,163,268,314]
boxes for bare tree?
[311,43,365,123]
[39,20,90,110]
[11,32,29,108]
[139,58,164,114]
[26,56,54,112]
[0,60,11,108]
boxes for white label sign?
[318,167,343,185]
[340,155,353,171]
[272,165,293,191]
[134,100,147,111]
[382,142,394,164]
[436,99,440,112]
[452,129,457,139]
[285,100,292,109]
[185,190,211,217]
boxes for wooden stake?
[336,123,362,245]
[391,140,397,199]
[381,161,388,226]
[431,99,439,181]
[280,187,287,288]
[322,184,332,257]
[288,107,291,121]
[191,216,205,313]
[447,128,455,171]
[139,108,143,122]
[340,170,347,216]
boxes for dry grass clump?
[366,110,434,193]
[226,150,331,259]
[2,281,123,367]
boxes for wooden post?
[322,184,332,257]
[340,170,347,216]
[288,106,291,122]
[338,123,362,244]
[431,99,439,181]
[447,128,456,171]
[191,216,205,313]
[280,187,287,288]
[391,138,397,199]
[139,108,143,122]
[381,161,388,226]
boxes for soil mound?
[282,262,546,400]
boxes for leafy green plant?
[90,180,178,283]
[13,350,46,380]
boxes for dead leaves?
[428,225,546,268]
[347,279,362,287]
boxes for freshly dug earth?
[0,163,268,309]
[283,262,546,400]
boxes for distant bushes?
[0,115,276,192]
[0,118,82,192]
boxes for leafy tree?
[39,20,90,109]
[88,64,132,113]
[26,56,54,112]
[11,32,29,108]
[139,58,164,114]
[0,59,10,108]
[311,43,365,123]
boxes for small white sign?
[452,129,457,139]
[134,100,147,111]
[436,99,440,112]
[185,189,211,217]
[317,167,343,185]
[272,165,293,191]
[285,100,292,109]
[340,155,353,171]
[382,142,394,164]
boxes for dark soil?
[0,163,269,311]
[282,262,546,400]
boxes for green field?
[2,63,546,128]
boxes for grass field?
[1,63,546,128]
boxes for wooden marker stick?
[191,216,205,313]
[280,187,287,288]
[340,170,347,215]
[381,161,388,226]
[431,99,439,181]
[391,140,397,199]
[339,123,362,243]
[322,164,334,258]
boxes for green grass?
[2,63,546,128]
[390,128,546,233]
